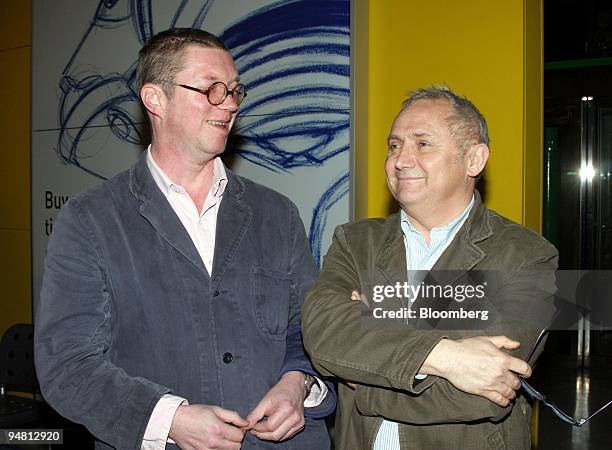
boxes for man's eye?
[418,141,430,148]
[388,143,400,151]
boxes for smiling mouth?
[397,177,424,181]
[206,120,229,129]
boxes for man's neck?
[402,194,473,245]
[150,145,216,212]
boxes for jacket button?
[223,352,233,364]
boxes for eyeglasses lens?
[208,82,228,105]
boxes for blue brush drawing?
[56,0,350,264]
[309,172,350,266]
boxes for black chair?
[0,323,96,448]
[0,323,44,427]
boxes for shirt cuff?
[415,373,428,380]
[141,394,188,449]
[304,376,328,408]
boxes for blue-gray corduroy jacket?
[35,156,335,449]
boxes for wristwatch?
[304,374,316,398]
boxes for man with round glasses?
[35,28,334,450]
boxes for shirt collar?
[146,146,228,199]
[401,194,475,242]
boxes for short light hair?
[136,28,229,98]
[402,85,489,152]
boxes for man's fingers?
[219,422,247,443]
[279,424,305,442]
[251,403,289,433]
[246,400,271,428]
[252,418,292,441]
[251,413,278,433]
[501,371,522,391]
[483,336,531,377]
[350,290,369,307]
[484,335,521,350]
[488,391,511,407]
[251,408,303,442]
[502,373,521,397]
[508,357,532,378]
[211,407,248,443]
[214,406,250,428]
[498,383,516,401]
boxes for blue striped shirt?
[373,196,474,450]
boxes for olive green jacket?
[302,193,558,450]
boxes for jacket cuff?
[280,324,337,418]
[116,381,171,450]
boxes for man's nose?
[394,147,417,169]
[218,93,238,113]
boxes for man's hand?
[169,404,248,450]
[421,336,532,407]
[246,371,305,442]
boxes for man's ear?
[465,143,489,177]
[140,83,165,118]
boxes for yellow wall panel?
[366,1,397,217]
[522,0,544,232]
[0,229,32,337]
[0,0,32,50]
[0,0,32,336]
[0,47,31,230]
[353,0,370,219]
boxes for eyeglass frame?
[160,80,247,106]
[520,329,612,426]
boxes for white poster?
[32,0,350,305]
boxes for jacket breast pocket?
[253,266,294,340]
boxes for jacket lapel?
[210,169,252,291]
[130,156,208,275]
[417,192,493,328]
[375,213,409,287]
[429,191,492,278]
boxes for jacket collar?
[375,190,492,282]
[129,155,251,287]
[431,190,492,272]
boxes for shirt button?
[223,352,233,364]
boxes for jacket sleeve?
[278,201,336,418]
[302,225,451,395]
[302,224,558,423]
[34,199,170,449]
